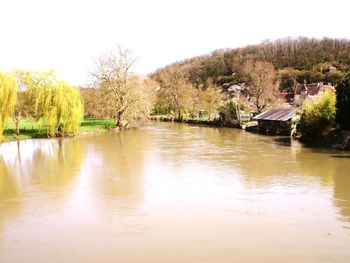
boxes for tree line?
[0,48,159,141]
[151,59,278,121]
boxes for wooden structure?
[253,108,296,135]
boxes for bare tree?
[241,60,276,113]
[92,47,156,128]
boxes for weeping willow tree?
[0,72,17,140]
[33,78,84,136]
[12,70,39,136]
[19,71,84,136]
[53,81,84,134]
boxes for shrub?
[298,90,336,139]
[218,100,239,125]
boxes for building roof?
[253,108,296,121]
[295,82,323,96]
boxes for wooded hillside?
[151,37,350,91]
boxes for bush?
[298,90,336,139]
[296,70,324,84]
[218,100,239,125]
[326,70,344,86]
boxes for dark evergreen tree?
[335,74,350,130]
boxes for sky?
[1,0,349,86]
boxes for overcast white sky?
[0,0,349,86]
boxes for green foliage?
[218,100,239,125]
[298,91,336,139]
[80,118,115,131]
[2,118,114,141]
[335,74,350,130]
[152,105,170,115]
[3,118,47,140]
[0,72,17,140]
[278,69,299,92]
[296,70,324,84]
[326,70,345,86]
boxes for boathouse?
[253,108,296,135]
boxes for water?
[0,122,350,262]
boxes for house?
[294,82,323,106]
[253,108,297,135]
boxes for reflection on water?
[0,123,350,263]
[0,138,84,192]
[0,156,22,235]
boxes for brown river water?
[0,122,350,263]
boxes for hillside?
[151,37,350,92]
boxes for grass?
[80,118,116,132]
[2,118,116,141]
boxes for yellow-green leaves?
[31,74,84,136]
[0,73,17,140]
[299,90,336,138]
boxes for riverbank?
[3,116,349,151]
[299,130,350,151]
[150,115,241,128]
[151,115,350,151]
[1,118,116,143]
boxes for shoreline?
[149,116,240,128]
[150,116,350,151]
[0,127,118,144]
[0,118,117,144]
[2,118,349,151]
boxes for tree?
[92,47,154,128]
[80,87,101,118]
[155,64,197,120]
[278,68,299,92]
[241,60,276,113]
[197,81,222,118]
[326,70,345,86]
[18,71,84,136]
[335,74,350,130]
[0,72,17,140]
[298,90,336,139]
[12,70,37,136]
[35,79,84,135]
[218,99,239,125]
[12,91,27,136]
